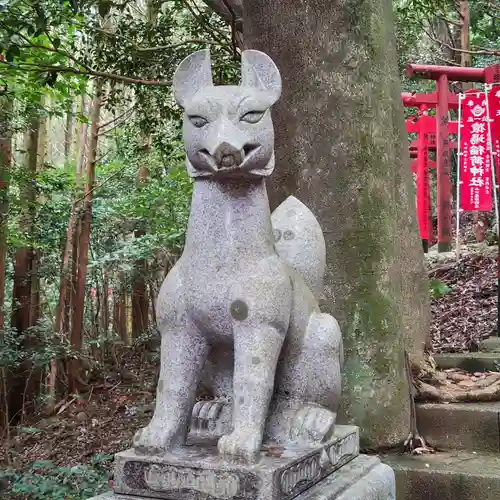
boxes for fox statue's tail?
[271,196,326,302]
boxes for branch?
[181,0,232,50]
[18,43,91,71]
[137,39,225,53]
[0,25,92,72]
[424,29,500,57]
[98,106,134,130]
[98,108,135,136]
[0,60,170,86]
[221,0,239,57]
[72,166,127,205]
[437,15,461,27]
[485,11,500,20]
[434,55,460,66]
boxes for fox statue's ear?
[173,49,214,108]
[241,50,282,105]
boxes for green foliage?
[0,320,73,375]
[0,454,112,499]
[429,277,451,299]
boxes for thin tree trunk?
[64,100,74,165]
[76,95,89,184]
[9,113,41,421]
[114,272,128,344]
[460,0,471,70]
[102,270,110,350]
[132,164,150,338]
[130,2,160,339]
[37,97,47,170]
[29,250,40,327]
[68,81,103,392]
[0,97,12,331]
[0,97,12,429]
[48,97,89,410]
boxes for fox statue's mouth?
[197,145,262,174]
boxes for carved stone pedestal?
[88,426,395,500]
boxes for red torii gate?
[402,63,500,252]
[402,102,458,250]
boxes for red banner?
[416,115,433,240]
[459,90,493,211]
[489,86,500,176]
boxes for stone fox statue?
[133,49,344,463]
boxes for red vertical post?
[416,107,430,251]
[437,74,452,251]
[428,192,434,246]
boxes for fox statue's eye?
[240,111,265,124]
[188,115,208,128]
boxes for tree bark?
[64,100,74,165]
[244,0,430,449]
[75,96,89,184]
[9,113,41,420]
[69,80,103,392]
[130,1,158,339]
[0,97,12,331]
[0,97,12,428]
[132,163,150,339]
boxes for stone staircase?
[380,353,500,500]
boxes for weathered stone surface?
[480,336,500,353]
[434,353,500,372]
[133,49,343,464]
[243,0,430,448]
[383,450,500,500]
[89,454,395,500]
[117,426,358,499]
[416,402,500,452]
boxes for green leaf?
[429,278,451,300]
[17,426,42,434]
[30,460,56,470]
[5,45,20,63]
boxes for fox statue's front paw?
[218,429,262,463]
[133,420,181,455]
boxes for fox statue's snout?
[199,137,261,172]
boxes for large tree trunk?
[69,80,103,392]
[9,113,41,420]
[244,0,430,449]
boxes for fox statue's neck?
[184,178,275,260]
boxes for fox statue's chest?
[156,255,293,336]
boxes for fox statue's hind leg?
[264,303,343,446]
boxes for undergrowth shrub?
[0,453,112,499]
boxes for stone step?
[417,402,500,452]
[381,450,500,500]
[434,353,500,372]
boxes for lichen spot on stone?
[283,230,295,240]
[274,229,282,242]
[252,356,261,365]
[230,299,248,321]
